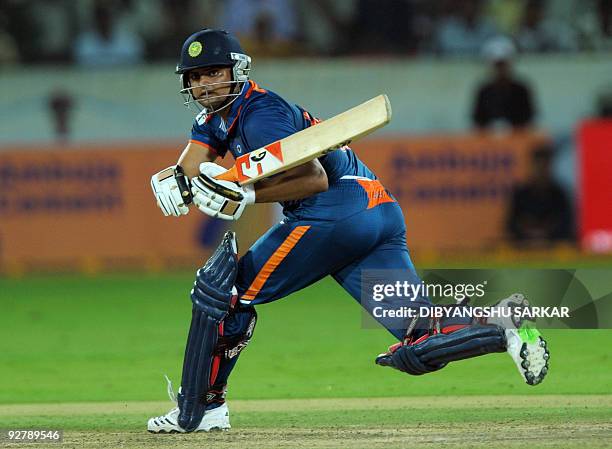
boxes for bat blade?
[215,94,392,185]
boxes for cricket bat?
[215,94,392,185]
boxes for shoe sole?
[494,294,550,386]
[147,420,231,434]
[147,426,230,434]
[506,323,550,386]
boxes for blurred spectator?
[515,0,579,52]
[73,0,144,67]
[485,0,527,35]
[301,0,435,56]
[574,0,612,51]
[435,0,498,56]
[472,36,535,130]
[0,1,28,63]
[29,0,78,63]
[410,1,443,53]
[506,145,574,246]
[297,0,356,56]
[218,0,301,57]
[1,0,610,64]
[122,0,214,61]
[136,0,203,61]
[48,89,75,143]
[347,0,418,55]
[0,0,77,64]
[0,12,18,65]
[595,85,612,118]
[598,0,612,41]
[120,0,167,55]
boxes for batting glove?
[150,165,193,217]
[191,162,255,221]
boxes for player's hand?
[150,165,192,217]
[191,162,255,221]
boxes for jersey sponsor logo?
[219,120,227,133]
[235,141,284,182]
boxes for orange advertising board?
[0,131,546,274]
[355,131,547,252]
[0,143,272,274]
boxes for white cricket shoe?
[147,375,231,433]
[490,294,550,386]
[147,403,231,433]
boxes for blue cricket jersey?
[190,80,386,221]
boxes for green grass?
[0,401,610,430]
[0,274,611,404]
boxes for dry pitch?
[1,395,610,449]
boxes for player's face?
[187,67,233,110]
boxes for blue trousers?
[210,200,429,405]
[238,201,426,324]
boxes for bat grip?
[174,165,194,205]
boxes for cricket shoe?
[489,294,550,386]
[505,323,549,385]
[147,403,230,433]
[147,375,230,433]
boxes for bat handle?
[214,166,239,183]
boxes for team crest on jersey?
[235,144,242,154]
[188,41,203,57]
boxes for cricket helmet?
[176,29,251,113]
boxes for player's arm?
[151,109,227,218]
[178,141,218,178]
[252,158,327,203]
[216,100,328,204]
[190,102,329,220]
[191,158,328,221]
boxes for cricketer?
[148,29,550,433]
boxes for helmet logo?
[188,41,203,57]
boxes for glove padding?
[191,162,255,221]
[150,165,193,217]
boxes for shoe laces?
[164,374,177,404]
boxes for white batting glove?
[191,162,255,221]
[150,166,192,217]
